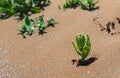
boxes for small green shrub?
[18,15,55,38]
[60,0,99,10]
[0,0,15,18]
[0,0,50,18]
[18,16,34,38]
[47,17,55,26]
[79,0,99,10]
[62,0,80,10]
[72,34,91,61]
[31,15,47,34]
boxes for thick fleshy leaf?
[82,35,91,60]
[26,24,34,33]
[72,34,91,60]
[24,16,34,33]
[41,24,47,30]
[79,0,88,10]
[82,46,90,60]
[32,7,40,13]
[29,0,36,7]
[19,24,25,30]
[25,16,30,25]
[47,17,55,25]
[76,34,85,51]
[72,41,82,56]
[63,3,69,9]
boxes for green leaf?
[19,24,26,30]
[19,16,34,37]
[79,0,88,10]
[24,16,34,33]
[72,41,82,56]
[32,7,40,13]
[82,46,89,60]
[14,0,26,4]
[37,16,44,25]
[47,17,55,25]
[82,35,91,60]
[63,3,69,10]
[25,16,30,25]
[76,34,85,51]
[30,0,36,7]
[41,24,47,30]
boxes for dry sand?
[0,0,120,78]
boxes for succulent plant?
[72,34,91,61]
[47,17,55,26]
[19,16,34,38]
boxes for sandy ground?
[0,0,120,78]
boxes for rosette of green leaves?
[13,0,40,16]
[78,0,99,10]
[29,0,41,13]
[19,16,34,38]
[47,17,55,26]
[29,0,50,13]
[35,16,47,33]
[63,0,80,10]
[0,0,41,18]
[0,0,15,18]
[72,34,91,61]
[13,0,29,16]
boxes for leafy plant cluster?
[0,0,50,18]
[61,0,99,10]
[18,15,55,38]
[72,34,91,62]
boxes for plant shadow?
[0,14,12,19]
[38,22,58,35]
[18,31,34,39]
[39,4,50,11]
[38,22,57,35]
[88,6,100,11]
[47,23,56,27]
[48,24,55,27]
[0,14,5,19]
[15,16,25,22]
[38,30,47,35]
[72,57,97,67]
[15,13,32,22]
[71,5,80,9]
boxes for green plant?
[33,15,47,33]
[14,0,30,16]
[79,0,99,10]
[0,0,15,18]
[60,0,99,10]
[18,16,34,38]
[72,34,91,61]
[0,0,50,18]
[47,17,55,26]
[18,15,55,38]
[63,0,80,10]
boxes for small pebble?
[87,71,90,74]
